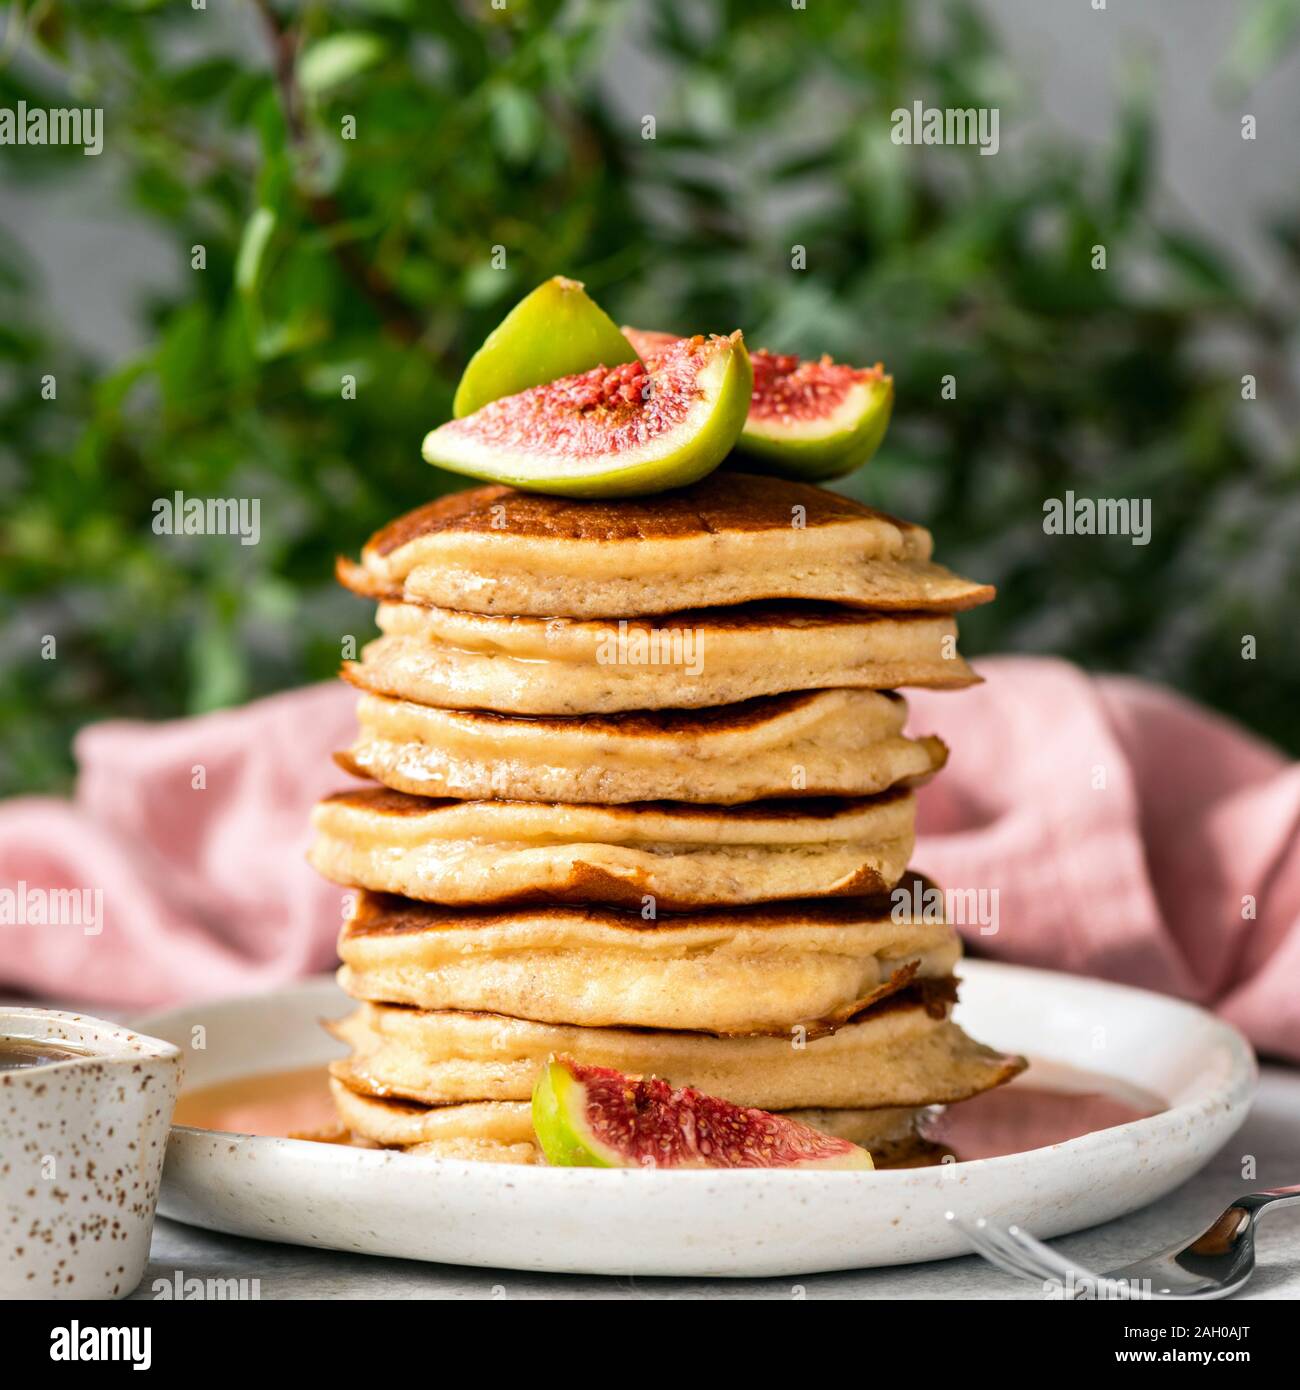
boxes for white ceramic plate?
[137,962,1256,1277]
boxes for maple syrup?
[0,1037,96,1071]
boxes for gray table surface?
[129,1064,1300,1300]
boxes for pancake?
[328,991,1026,1111]
[310,786,916,909]
[329,1085,540,1163]
[345,601,976,715]
[339,688,948,804]
[336,878,961,1035]
[328,1081,952,1167]
[337,472,994,618]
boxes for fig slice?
[453,276,638,418]
[531,1056,874,1171]
[423,332,753,498]
[624,327,894,482]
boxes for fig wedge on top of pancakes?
[452,276,639,419]
[425,331,753,498]
[624,326,896,483]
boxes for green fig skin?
[424,334,754,499]
[736,375,894,483]
[453,276,638,418]
[532,1059,617,1167]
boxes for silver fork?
[948,1184,1300,1299]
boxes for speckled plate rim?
[136,961,1257,1277]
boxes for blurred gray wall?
[985,0,1298,289]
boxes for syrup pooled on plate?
[171,1058,1164,1162]
[171,1064,361,1144]
[922,1059,1162,1162]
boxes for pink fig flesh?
[532,1057,874,1171]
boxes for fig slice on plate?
[453,276,638,418]
[624,327,894,482]
[423,332,753,498]
[531,1056,874,1171]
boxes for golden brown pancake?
[329,1084,541,1163]
[345,601,977,714]
[338,473,993,618]
[310,785,916,909]
[336,877,961,1035]
[340,688,947,804]
[328,990,1026,1111]
[320,467,1011,1170]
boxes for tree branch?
[249,0,428,349]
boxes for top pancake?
[338,472,994,618]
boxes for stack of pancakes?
[311,472,1024,1164]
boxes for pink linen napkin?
[908,658,1300,1061]
[0,683,355,1008]
[0,659,1296,1060]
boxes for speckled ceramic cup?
[0,1008,182,1300]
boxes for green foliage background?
[1,0,1298,795]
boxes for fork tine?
[1003,1223,1125,1299]
[947,1214,1047,1284]
[1004,1223,1099,1286]
[976,1221,1062,1284]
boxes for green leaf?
[1108,99,1153,224]
[31,4,69,61]
[156,303,211,409]
[235,207,276,298]
[188,612,248,714]
[1223,0,1300,89]
[1158,230,1241,299]
[488,85,543,165]
[297,33,388,95]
